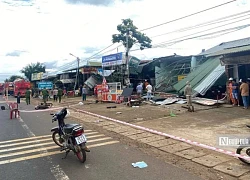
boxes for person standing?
[82,85,87,101]
[53,88,58,102]
[184,81,193,110]
[42,88,48,104]
[240,79,249,109]
[146,83,152,101]
[227,77,234,104]
[79,85,83,97]
[136,83,143,97]
[63,88,67,98]
[17,91,21,104]
[232,79,240,106]
[25,88,31,105]
[58,88,63,103]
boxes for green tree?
[20,62,46,81]
[6,75,24,82]
[112,18,152,51]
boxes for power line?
[140,0,237,32]
[150,10,250,38]
[79,43,116,63]
[55,43,118,71]
[154,24,250,48]
[154,17,250,47]
[129,24,249,52]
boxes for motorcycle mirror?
[50,113,54,115]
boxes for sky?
[0,0,250,82]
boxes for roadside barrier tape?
[72,108,250,161]
[19,107,63,113]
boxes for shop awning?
[173,56,221,95]
[60,79,75,84]
[193,64,225,96]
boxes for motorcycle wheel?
[236,146,250,164]
[52,131,63,147]
[76,146,87,163]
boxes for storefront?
[218,47,250,82]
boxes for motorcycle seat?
[63,124,80,134]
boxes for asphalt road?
[0,96,202,180]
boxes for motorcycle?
[51,107,89,163]
[236,125,250,165]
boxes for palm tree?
[20,62,46,81]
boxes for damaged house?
[174,37,250,99]
[139,54,205,92]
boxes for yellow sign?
[178,75,186,81]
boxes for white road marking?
[18,117,70,180]
[0,142,54,153]
[0,135,51,144]
[0,137,51,148]
[0,140,119,165]
[0,116,120,171]
[0,146,59,159]
[0,131,94,145]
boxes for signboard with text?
[38,82,53,89]
[81,67,98,74]
[102,52,125,67]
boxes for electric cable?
[139,0,237,32]
[151,11,250,38]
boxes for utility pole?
[125,28,130,86]
[69,53,80,93]
[77,57,80,89]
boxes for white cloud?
[0,0,250,82]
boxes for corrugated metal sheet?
[207,45,250,57]
[60,79,75,84]
[173,56,220,94]
[193,64,225,96]
[197,37,250,56]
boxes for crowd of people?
[23,87,66,105]
[228,77,250,109]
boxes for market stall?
[96,78,122,102]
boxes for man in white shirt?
[146,83,152,101]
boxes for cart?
[98,82,122,102]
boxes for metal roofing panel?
[173,56,221,94]
[193,64,225,96]
[206,45,250,57]
[198,37,250,56]
[60,79,75,84]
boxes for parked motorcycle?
[51,108,89,163]
[236,125,250,165]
